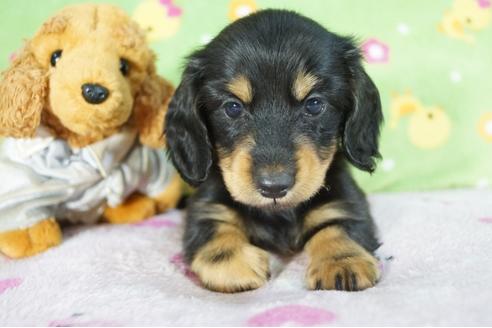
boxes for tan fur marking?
[217,137,258,205]
[305,226,379,291]
[227,75,253,104]
[303,201,350,234]
[218,137,337,208]
[191,223,270,293]
[193,202,243,226]
[293,71,319,101]
[289,141,336,205]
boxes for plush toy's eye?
[304,97,325,116]
[50,50,62,67]
[224,101,243,118]
[120,58,130,76]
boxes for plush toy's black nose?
[81,83,109,104]
[256,172,294,199]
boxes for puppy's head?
[0,4,171,147]
[166,10,382,209]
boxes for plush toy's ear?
[342,49,383,173]
[133,60,174,148]
[0,44,48,138]
[165,54,212,187]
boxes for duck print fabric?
[1,0,491,192]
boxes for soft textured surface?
[1,0,492,192]
[1,189,491,326]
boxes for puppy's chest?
[244,209,304,256]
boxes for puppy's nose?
[81,83,109,104]
[257,172,294,199]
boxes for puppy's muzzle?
[81,83,110,104]
[256,170,294,199]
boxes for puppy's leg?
[303,202,380,291]
[185,202,270,293]
[0,218,62,258]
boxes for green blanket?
[1,0,491,192]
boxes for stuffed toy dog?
[0,4,182,258]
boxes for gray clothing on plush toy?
[0,127,175,233]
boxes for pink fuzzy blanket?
[1,189,491,326]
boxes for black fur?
[165,56,212,186]
[166,9,383,283]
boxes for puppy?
[165,9,383,293]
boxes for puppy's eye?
[50,50,62,67]
[224,101,243,118]
[120,58,130,76]
[305,97,325,116]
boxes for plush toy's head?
[0,4,172,148]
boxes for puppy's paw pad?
[306,253,379,291]
[193,244,270,293]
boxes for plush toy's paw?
[103,193,156,224]
[0,218,62,259]
[153,174,183,213]
[192,244,270,293]
[306,252,380,291]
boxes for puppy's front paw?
[192,244,270,293]
[306,252,379,291]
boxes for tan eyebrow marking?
[227,75,253,104]
[292,70,319,101]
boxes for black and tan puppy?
[165,9,383,293]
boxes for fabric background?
[0,0,491,193]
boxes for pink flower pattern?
[362,38,390,64]
[247,305,336,326]
[0,278,22,295]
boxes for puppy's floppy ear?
[0,43,48,138]
[165,54,212,187]
[134,58,174,148]
[342,48,383,173]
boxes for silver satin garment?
[0,127,175,232]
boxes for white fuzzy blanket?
[1,189,491,326]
